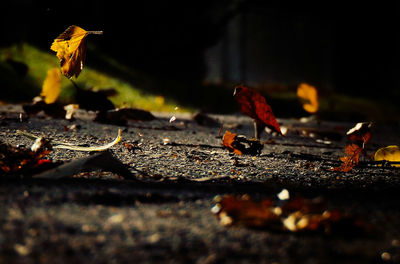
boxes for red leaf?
[233,85,282,135]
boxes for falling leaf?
[297,83,319,113]
[222,131,263,155]
[374,145,400,167]
[233,85,282,138]
[331,143,363,172]
[41,68,61,104]
[50,25,103,78]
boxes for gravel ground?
[1,104,400,264]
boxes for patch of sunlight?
[0,43,191,112]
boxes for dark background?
[1,1,399,111]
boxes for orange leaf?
[297,83,319,113]
[222,131,263,155]
[222,131,242,155]
[41,68,61,104]
[331,143,362,172]
[50,25,103,78]
[233,85,282,136]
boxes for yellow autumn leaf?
[297,83,319,113]
[41,68,61,104]
[374,145,400,167]
[50,25,102,78]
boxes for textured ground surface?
[1,104,400,263]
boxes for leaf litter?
[212,190,372,235]
[2,24,400,262]
[1,129,131,179]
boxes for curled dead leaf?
[222,131,242,155]
[222,131,263,155]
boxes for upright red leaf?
[233,85,282,138]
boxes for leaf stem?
[87,30,103,35]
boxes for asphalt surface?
[1,104,400,264]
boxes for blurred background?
[1,1,399,122]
